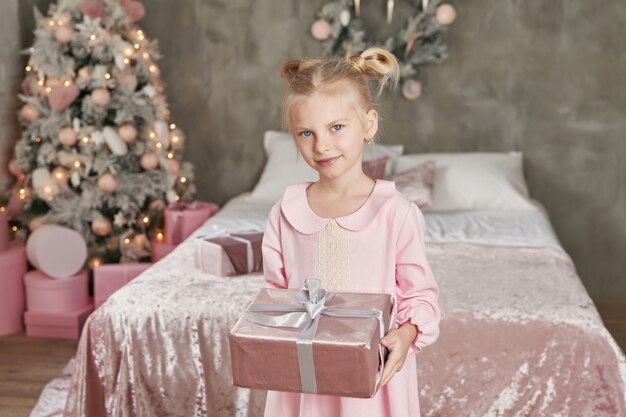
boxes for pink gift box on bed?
[24,270,89,313]
[229,279,395,398]
[194,231,263,276]
[151,239,177,262]
[164,201,219,245]
[0,245,27,336]
[24,301,94,339]
[94,262,153,308]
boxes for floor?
[0,298,624,417]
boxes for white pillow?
[251,131,404,200]
[393,152,535,211]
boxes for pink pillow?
[362,156,389,180]
[389,160,436,209]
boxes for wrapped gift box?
[24,269,89,313]
[194,231,263,276]
[164,201,219,245]
[24,301,94,339]
[229,280,395,398]
[94,262,153,308]
[151,239,177,262]
[0,245,27,336]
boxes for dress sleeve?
[262,202,288,289]
[395,202,441,354]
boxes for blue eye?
[331,124,343,132]
[299,130,312,138]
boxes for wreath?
[310,0,456,99]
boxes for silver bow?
[246,279,390,394]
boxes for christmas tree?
[8,0,195,266]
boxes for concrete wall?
[3,0,625,297]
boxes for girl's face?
[290,83,378,182]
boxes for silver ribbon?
[195,227,262,273]
[245,279,391,394]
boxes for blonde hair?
[279,47,400,134]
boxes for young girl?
[261,47,440,417]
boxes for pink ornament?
[97,173,118,193]
[91,88,111,106]
[436,4,457,25]
[92,216,112,237]
[311,19,332,41]
[78,67,90,82]
[8,160,22,177]
[401,79,422,100]
[81,0,106,19]
[166,159,180,176]
[140,152,159,170]
[54,25,75,44]
[58,127,78,146]
[118,123,138,143]
[48,84,80,112]
[26,224,88,279]
[148,199,166,211]
[20,104,39,122]
[120,0,146,22]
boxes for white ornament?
[103,126,128,156]
[154,120,170,145]
[340,10,351,26]
[73,117,81,132]
[71,171,81,187]
[142,85,156,98]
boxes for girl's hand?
[379,322,418,386]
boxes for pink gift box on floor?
[164,201,219,245]
[0,245,27,336]
[151,239,177,262]
[229,280,395,398]
[24,301,94,339]
[94,262,153,308]
[24,270,89,313]
[194,231,263,276]
[0,209,9,252]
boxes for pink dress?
[262,179,441,417]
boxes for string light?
[142,216,150,224]
[136,30,144,40]
[57,20,64,26]
[38,79,44,86]
[82,136,89,143]
[89,257,102,268]
[48,19,55,26]
[156,231,164,241]
[171,136,179,143]
[35,137,42,143]
[175,195,180,201]
[25,65,32,72]
[45,87,52,93]
[90,34,96,40]
[167,152,174,159]
[123,58,130,64]
[156,142,162,149]
[149,131,155,139]
[134,43,140,49]
[149,65,156,73]
[169,123,176,129]
[43,186,52,194]
[19,188,26,200]
[124,237,131,244]
[64,80,71,86]
[11,226,18,232]
[73,160,81,168]
[0,206,5,212]
[105,73,111,80]
[124,48,133,56]
[180,177,187,183]
[142,52,149,59]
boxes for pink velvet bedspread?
[62,240,626,416]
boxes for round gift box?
[26,224,87,279]
[0,245,27,336]
[24,269,89,313]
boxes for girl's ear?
[364,109,379,140]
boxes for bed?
[31,133,626,417]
